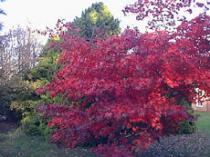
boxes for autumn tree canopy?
[123,0,210,29]
[37,13,210,157]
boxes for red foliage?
[123,0,210,29]
[37,15,210,157]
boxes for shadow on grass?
[0,127,96,157]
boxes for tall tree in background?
[0,27,42,84]
[0,0,6,30]
[73,2,120,41]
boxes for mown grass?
[0,127,96,157]
[195,112,210,137]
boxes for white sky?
[0,0,141,32]
[0,0,209,34]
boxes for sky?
[0,0,209,34]
[0,0,141,32]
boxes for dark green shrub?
[177,98,196,134]
[0,85,11,116]
[178,120,196,134]
[0,78,27,121]
[21,112,52,139]
[139,134,210,157]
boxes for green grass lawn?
[0,127,96,157]
[195,112,210,137]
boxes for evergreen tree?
[73,2,120,40]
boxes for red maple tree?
[123,0,210,29]
[37,14,210,157]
